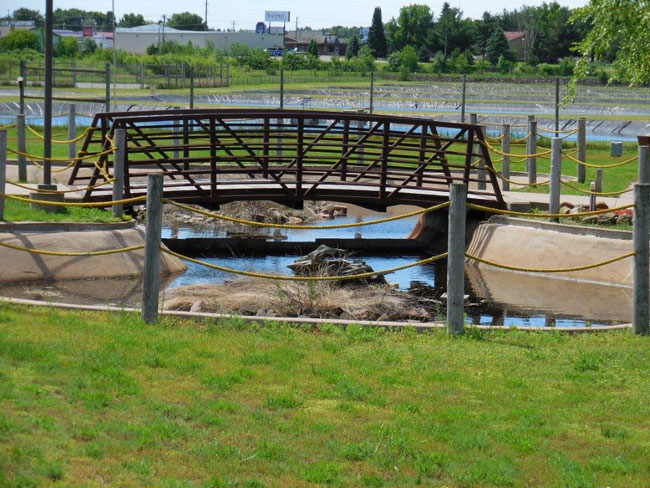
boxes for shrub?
[0,29,40,52]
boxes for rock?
[596,212,617,225]
[595,202,609,211]
[581,215,598,224]
[189,301,204,313]
[340,312,356,320]
[617,214,632,225]
[319,212,335,220]
[286,216,303,225]
[256,309,267,317]
[376,314,390,322]
[189,217,204,224]
[570,205,588,215]
[560,201,575,209]
[559,206,572,215]
[268,210,287,224]
[251,213,266,222]
[333,205,348,216]
[287,245,387,285]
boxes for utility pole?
[162,14,166,42]
[112,0,116,102]
[231,20,236,32]
[43,0,53,188]
[295,17,298,41]
[204,0,208,30]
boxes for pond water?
[158,203,630,328]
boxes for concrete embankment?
[466,216,633,286]
[0,221,186,284]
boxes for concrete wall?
[116,31,283,54]
[0,222,186,284]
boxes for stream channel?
[159,203,630,329]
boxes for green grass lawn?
[1,303,649,487]
[2,199,122,223]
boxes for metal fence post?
[142,173,164,324]
[16,113,26,182]
[633,183,650,335]
[105,62,111,112]
[501,124,510,192]
[527,119,537,184]
[447,183,467,335]
[460,74,467,123]
[369,70,374,114]
[189,66,195,109]
[549,137,562,222]
[0,130,6,221]
[577,117,586,183]
[140,63,145,89]
[112,128,125,219]
[279,68,284,109]
[68,104,76,160]
[638,145,649,184]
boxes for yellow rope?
[465,251,635,273]
[6,178,116,194]
[481,139,552,158]
[560,180,634,196]
[510,132,532,143]
[7,146,116,162]
[25,124,91,143]
[0,240,143,257]
[538,127,579,135]
[28,159,77,173]
[0,193,146,207]
[164,199,451,229]
[467,202,635,219]
[563,152,638,169]
[0,123,17,130]
[162,248,449,281]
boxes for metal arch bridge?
[68,109,506,211]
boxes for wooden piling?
[447,183,467,335]
[549,137,562,223]
[141,173,164,324]
[633,183,650,335]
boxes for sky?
[3,0,590,31]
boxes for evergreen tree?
[307,39,318,57]
[485,28,512,65]
[368,7,387,58]
[347,35,361,58]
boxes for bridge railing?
[68,109,504,208]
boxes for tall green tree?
[431,3,476,56]
[485,28,512,65]
[119,13,146,28]
[386,4,434,53]
[12,8,43,26]
[368,7,387,58]
[167,12,206,31]
[571,0,650,89]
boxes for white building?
[115,24,283,54]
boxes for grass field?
[2,199,122,223]
[1,303,649,487]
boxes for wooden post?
[638,145,649,184]
[142,173,164,324]
[0,130,6,221]
[460,74,467,123]
[112,128,125,219]
[549,137,562,223]
[633,183,650,335]
[447,183,467,335]
[595,169,603,193]
[527,119,537,184]
[501,124,510,192]
[470,113,486,190]
[554,77,560,133]
[105,62,111,113]
[68,104,76,161]
[16,114,27,182]
[577,117,586,183]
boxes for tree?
[80,38,97,54]
[307,39,319,57]
[347,35,360,58]
[387,5,434,53]
[485,28,512,65]
[570,0,650,91]
[368,7,387,58]
[54,36,79,57]
[430,3,476,57]
[0,29,40,51]
[167,12,205,31]
[12,8,43,26]
[119,13,146,28]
